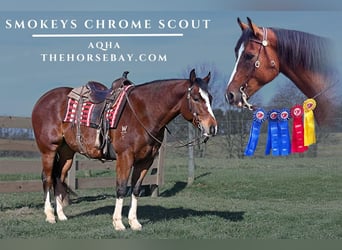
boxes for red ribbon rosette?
[290,104,308,153]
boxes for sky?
[1,0,342,116]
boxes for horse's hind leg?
[41,142,75,223]
[54,143,75,221]
[41,152,58,224]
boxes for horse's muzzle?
[225,90,253,110]
[202,124,217,137]
[225,91,242,106]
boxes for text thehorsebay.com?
[4,18,211,63]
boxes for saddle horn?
[122,71,129,79]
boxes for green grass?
[1,156,342,239]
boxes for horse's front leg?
[128,164,151,231]
[113,197,126,231]
[112,154,133,231]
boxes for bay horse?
[225,17,339,126]
[31,69,217,231]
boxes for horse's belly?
[62,123,103,158]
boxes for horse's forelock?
[235,29,253,57]
[194,78,209,93]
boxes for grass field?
[1,155,342,239]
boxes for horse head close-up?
[226,17,338,125]
[181,69,217,137]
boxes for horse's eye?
[244,53,254,60]
[192,95,200,102]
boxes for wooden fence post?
[187,123,195,186]
[150,132,167,197]
[67,156,77,190]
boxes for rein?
[173,134,209,148]
[311,79,339,100]
[124,91,164,145]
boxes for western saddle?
[86,71,133,103]
[67,71,134,161]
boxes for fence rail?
[0,116,165,196]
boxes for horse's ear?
[203,72,211,84]
[189,69,196,83]
[247,17,262,38]
[237,17,248,31]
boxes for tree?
[267,79,306,109]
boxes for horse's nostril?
[210,125,217,136]
[226,92,235,104]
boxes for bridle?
[239,27,278,110]
[187,85,202,130]
[125,83,210,147]
[172,84,211,147]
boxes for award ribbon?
[244,108,266,156]
[290,105,308,153]
[265,110,280,156]
[303,98,317,146]
[278,108,291,156]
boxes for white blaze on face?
[227,43,245,87]
[199,88,215,119]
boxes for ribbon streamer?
[265,110,280,156]
[278,108,291,156]
[303,98,317,146]
[244,108,266,156]
[290,105,308,153]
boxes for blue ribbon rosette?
[265,109,291,156]
[265,110,280,156]
[244,108,266,156]
[278,108,291,156]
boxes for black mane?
[272,28,334,76]
[137,78,210,93]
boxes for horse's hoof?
[46,217,56,224]
[131,225,142,231]
[129,219,142,231]
[113,220,126,231]
[58,215,68,221]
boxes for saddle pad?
[63,85,133,128]
[63,99,95,127]
[106,85,133,128]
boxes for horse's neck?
[134,80,186,125]
[281,67,334,126]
